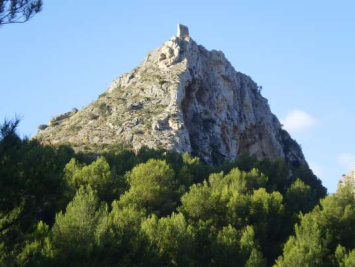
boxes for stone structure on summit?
[35,25,307,166]
[177,24,189,38]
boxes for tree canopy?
[3,119,353,267]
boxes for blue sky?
[1,0,354,192]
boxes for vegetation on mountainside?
[1,119,354,267]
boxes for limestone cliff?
[35,24,307,166]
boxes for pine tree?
[0,0,42,26]
[51,186,108,266]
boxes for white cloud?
[281,110,317,133]
[309,161,324,177]
[337,153,355,170]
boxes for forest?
[1,118,355,267]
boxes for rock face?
[338,169,355,190]
[35,25,307,166]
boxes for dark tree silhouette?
[0,0,42,26]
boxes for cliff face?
[35,25,307,166]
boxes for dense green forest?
[1,119,355,267]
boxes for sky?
[1,0,355,192]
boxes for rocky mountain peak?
[35,25,307,166]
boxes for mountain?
[35,24,306,166]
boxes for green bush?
[38,124,48,130]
